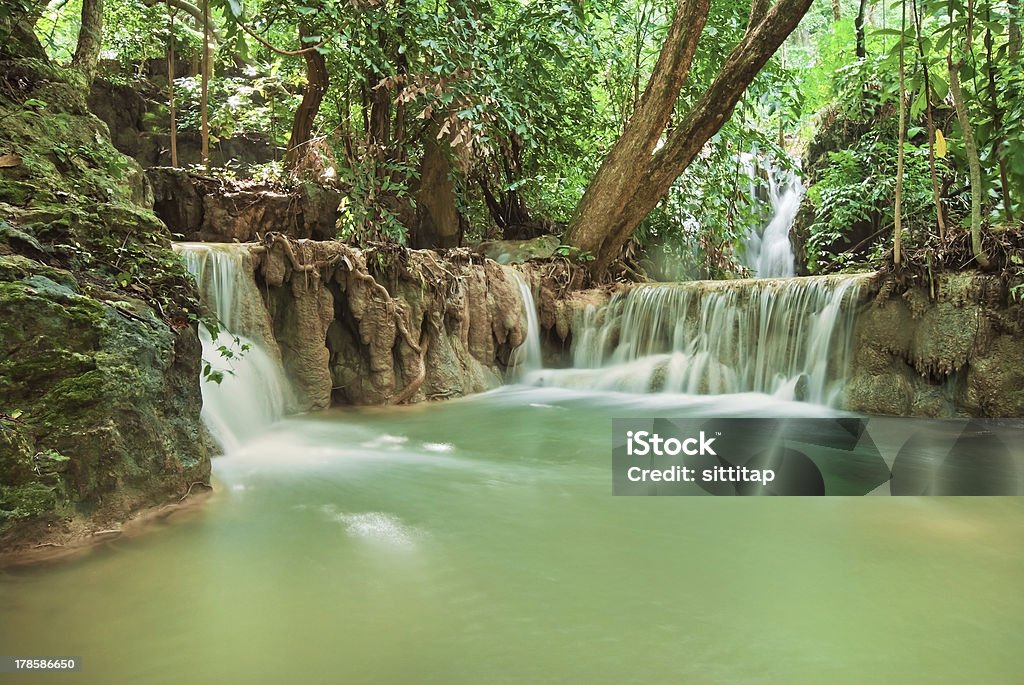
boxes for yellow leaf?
[935,129,947,159]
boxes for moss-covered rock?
[847,272,1024,417]
[0,58,209,555]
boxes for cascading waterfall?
[510,271,543,377]
[740,158,800,278]
[174,243,292,451]
[527,275,865,407]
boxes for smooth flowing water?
[2,388,1023,684]
[509,270,543,377]
[174,243,293,450]
[532,276,864,407]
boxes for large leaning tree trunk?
[72,0,104,84]
[564,0,813,277]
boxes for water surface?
[2,387,1022,684]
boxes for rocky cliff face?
[0,59,210,557]
[148,168,341,243]
[847,273,1024,417]
[249,237,532,409]
[87,78,279,173]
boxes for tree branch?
[237,20,327,56]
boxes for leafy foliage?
[21,0,1024,275]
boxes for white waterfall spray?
[530,275,866,407]
[509,270,543,378]
[175,243,292,451]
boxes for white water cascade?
[510,271,543,377]
[175,243,292,451]
[527,275,866,407]
[740,159,800,278]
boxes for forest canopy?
[3,0,1022,280]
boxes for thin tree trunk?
[912,0,945,238]
[72,0,104,84]
[983,11,1013,221]
[200,0,210,170]
[855,0,868,59]
[167,2,178,167]
[832,0,841,22]
[948,56,989,268]
[285,26,328,171]
[565,0,814,276]
[1010,0,1021,58]
[894,0,906,266]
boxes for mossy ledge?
[0,58,211,561]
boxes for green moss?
[0,483,61,523]
[1,58,211,548]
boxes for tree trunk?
[983,12,1012,222]
[565,0,814,277]
[563,0,712,270]
[199,0,210,170]
[284,25,328,171]
[832,0,841,22]
[167,2,178,167]
[893,0,906,266]
[1010,0,1021,58]
[72,0,104,84]
[855,0,868,59]
[948,56,989,268]
[411,134,461,249]
[0,4,48,60]
[912,0,945,238]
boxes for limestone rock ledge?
[847,272,1024,417]
[249,238,534,408]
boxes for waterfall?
[740,159,799,278]
[510,270,543,377]
[174,243,292,451]
[530,275,865,407]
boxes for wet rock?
[847,273,1024,417]
[148,168,341,242]
[251,239,529,406]
[1,60,210,553]
[474,234,561,264]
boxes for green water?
[2,387,1023,684]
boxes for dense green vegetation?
[4,0,1022,280]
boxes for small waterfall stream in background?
[174,243,292,451]
[739,156,801,278]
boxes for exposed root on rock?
[250,235,531,406]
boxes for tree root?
[179,480,212,502]
[392,327,430,405]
